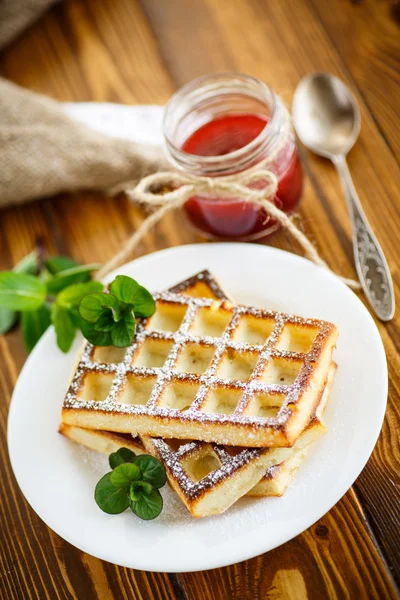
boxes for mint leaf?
[21,304,51,352]
[131,286,156,318]
[77,276,155,350]
[79,292,119,323]
[130,487,163,520]
[80,319,112,346]
[0,250,42,333]
[68,307,82,328]
[14,250,39,276]
[0,272,46,311]
[110,276,140,304]
[45,256,80,274]
[94,312,115,332]
[58,281,103,309]
[0,307,17,335]
[110,276,155,318]
[109,447,136,470]
[51,303,76,353]
[110,312,135,348]
[110,463,141,488]
[46,264,101,294]
[95,472,130,515]
[129,480,152,502]
[134,455,167,489]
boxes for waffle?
[62,275,337,447]
[60,271,337,517]
[60,364,334,516]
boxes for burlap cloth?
[0,77,167,207]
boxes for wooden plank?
[1,0,175,103]
[308,0,400,164]
[0,0,399,597]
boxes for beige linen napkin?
[0,78,166,207]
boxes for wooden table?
[0,1,399,598]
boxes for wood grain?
[0,0,399,598]
[309,0,400,164]
[179,492,396,599]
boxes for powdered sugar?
[64,286,334,437]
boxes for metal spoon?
[292,73,395,321]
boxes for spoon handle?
[334,157,395,320]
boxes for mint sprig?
[0,247,156,355]
[95,448,166,520]
[78,275,156,348]
[0,245,101,352]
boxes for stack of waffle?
[60,271,338,517]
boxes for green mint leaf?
[129,480,152,502]
[79,292,119,323]
[80,319,113,346]
[45,256,80,275]
[57,281,104,309]
[109,447,136,470]
[68,307,81,329]
[14,250,39,276]
[46,264,101,294]
[0,307,17,335]
[111,304,125,323]
[110,463,141,488]
[94,312,115,332]
[0,272,46,311]
[110,312,135,348]
[21,304,51,352]
[133,287,156,318]
[51,303,76,353]
[95,472,130,515]
[0,250,42,333]
[109,276,156,318]
[109,276,140,304]
[133,455,167,489]
[130,486,163,520]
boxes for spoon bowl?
[292,73,360,160]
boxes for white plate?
[8,243,387,572]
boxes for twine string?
[98,168,360,291]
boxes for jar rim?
[163,72,281,175]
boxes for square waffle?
[60,271,336,517]
[62,272,337,447]
[60,363,334,516]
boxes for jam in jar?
[163,73,304,241]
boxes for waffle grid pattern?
[147,435,279,502]
[64,293,332,433]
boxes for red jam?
[181,114,303,239]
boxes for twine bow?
[97,167,360,292]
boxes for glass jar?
[163,73,304,241]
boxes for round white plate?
[8,243,387,572]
